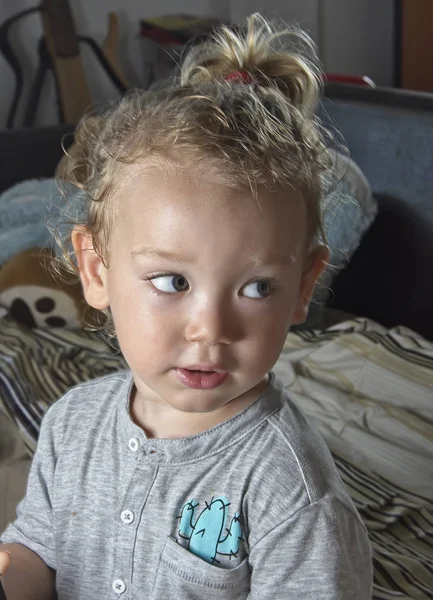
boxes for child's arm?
[0,544,56,600]
[248,496,372,599]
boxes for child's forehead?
[112,162,309,262]
[116,166,306,243]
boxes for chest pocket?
[150,537,250,600]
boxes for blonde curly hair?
[53,13,337,336]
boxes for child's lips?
[173,368,229,390]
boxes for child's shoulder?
[44,369,132,429]
[236,377,361,549]
[260,377,349,504]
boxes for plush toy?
[0,247,88,328]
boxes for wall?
[231,0,319,40]
[321,0,395,86]
[0,0,394,129]
[232,0,395,86]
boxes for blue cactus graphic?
[178,496,244,565]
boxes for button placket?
[116,438,163,597]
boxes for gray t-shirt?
[1,370,372,599]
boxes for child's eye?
[150,274,189,293]
[243,280,274,299]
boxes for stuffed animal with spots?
[0,247,88,329]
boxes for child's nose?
[184,301,239,346]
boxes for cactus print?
[178,496,244,565]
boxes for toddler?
[0,14,372,599]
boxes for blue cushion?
[0,179,84,266]
[312,151,378,308]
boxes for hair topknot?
[180,13,323,117]
[54,13,338,337]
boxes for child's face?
[74,163,327,419]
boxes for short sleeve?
[248,495,372,599]
[0,407,60,570]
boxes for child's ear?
[292,245,330,324]
[71,227,109,310]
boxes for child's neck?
[129,378,269,439]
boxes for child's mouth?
[174,368,229,390]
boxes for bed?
[0,83,432,599]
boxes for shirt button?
[128,437,141,452]
[112,579,126,594]
[121,509,135,524]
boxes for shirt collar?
[117,370,283,464]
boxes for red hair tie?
[224,70,255,85]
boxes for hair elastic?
[224,70,255,84]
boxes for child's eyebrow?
[131,247,296,268]
[247,252,297,268]
[131,247,185,263]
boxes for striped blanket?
[0,315,432,599]
[278,319,433,600]
[0,317,126,454]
